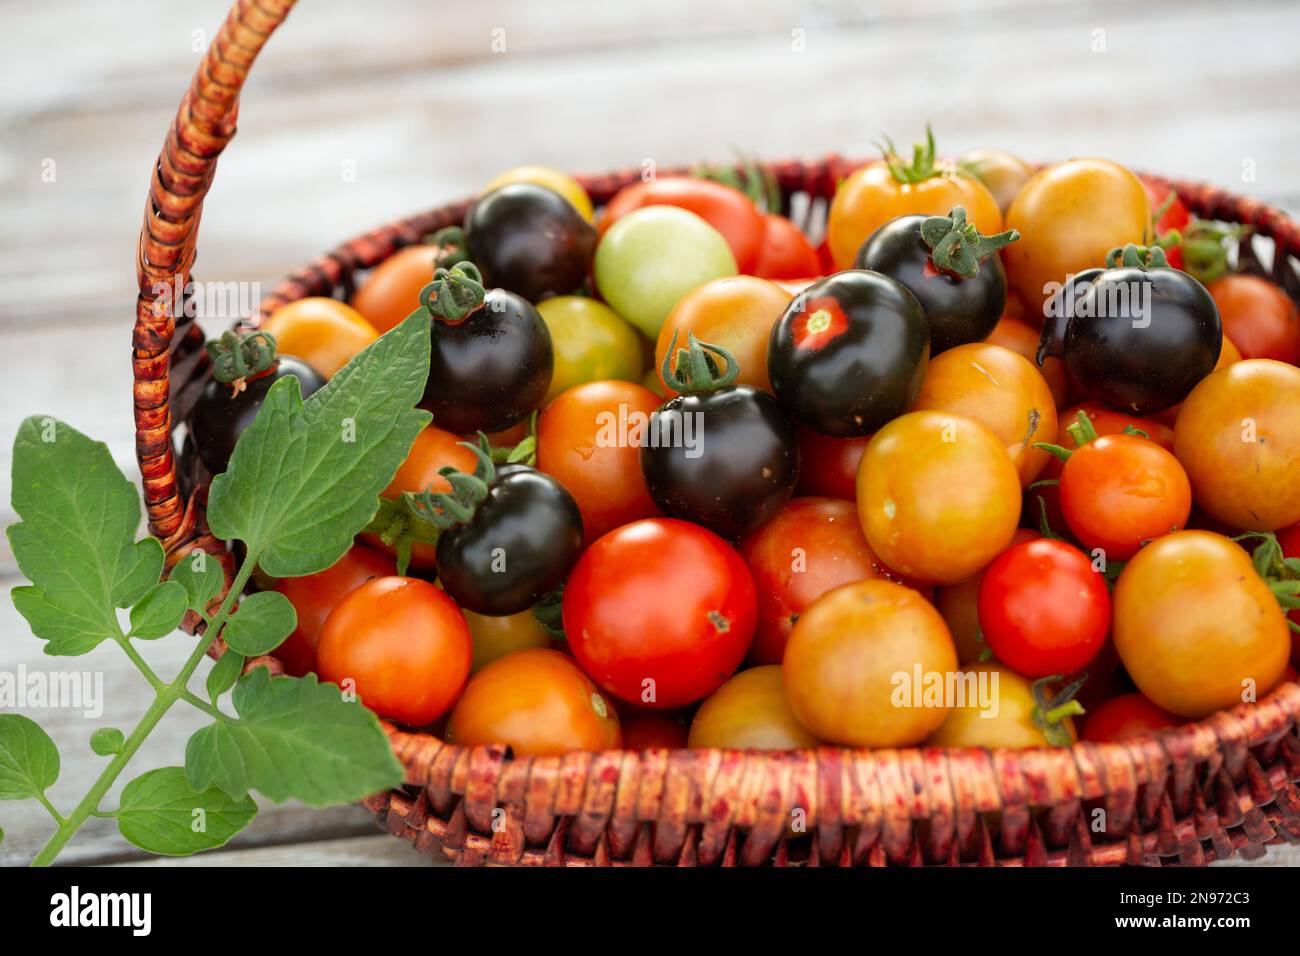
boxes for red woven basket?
[132,0,1300,867]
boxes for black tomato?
[767,270,929,437]
[418,263,553,434]
[854,207,1020,354]
[189,330,324,476]
[465,183,597,303]
[419,442,583,616]
[1037,244,1221,414]
[641,334,798,539]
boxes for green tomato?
[536,296,644,402]
[594,206,737,337]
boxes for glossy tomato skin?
[977,538,1110,677]
[435,467,583,615]
[767,271,929,437]
[986,314,1069,409]
[465,183,596,302]
[958,149,1035,214]
[751,213,821,280]
[535,295,643,402]
[421,289,553,434]
[190,357,325,476]
[482,165,594,221]
[1058,433,1192,560]
[1080,693,1184,742]
[855,213,1007,354]
[1113,530,1290,718]
[446,648,621,756]
[563,518,757,709]
[935,527,1039,664]
[261,298,378,379]
[599,177,766,274]
[1039,265,1221,414]
[794,427,869,499]
[272,545,395,676]
[739,497,913,665]
[641,385,798,540]
[619,713,689,750]
[688,666,821,749]
[536,380,662,542]
[316,576,472,727]
[462,608,552,673]
[1208,274,1300,365]
[351,245,439,334]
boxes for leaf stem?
[35,792,66,827]
[113,635,166,694]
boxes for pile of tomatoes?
[189,134,1300,757]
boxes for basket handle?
[133,0,297,542]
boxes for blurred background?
[1,0,1297,865]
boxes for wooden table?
[2,0,1298,867]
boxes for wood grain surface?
[1,0,1297,867]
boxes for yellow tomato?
[463,608,552,673]
[926,663,1078,749]
[687,666,820,750]
[262,297,378,378]
[482,165,594,222]
[535,295,643,402]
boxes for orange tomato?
[350,245,438,334]
[1153,334,1241,428]
[687,666,821,749]
[984,314,1069,408]
[1208,274,1300,365]
[910,342,1059,485]
[462,608,552,673]
[654,276,790,395]
[261,297,378,378]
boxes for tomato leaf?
[0,714,60,800]
[206,650,245,704]
[128,580,189,640]
[7,418,163,655]
[115,767,256,856]
[184,668,401,806]
[89,727,125,756]
[168,547,226,615]
[206,313,431,579]
[222,591,296,657]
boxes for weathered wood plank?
[115,833,445,867]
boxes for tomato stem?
[919,206,1020,279]
[660,330,740,394]
[206,329,279,387]
[1104,242,1169,271]
[878,125,944,185]
[420,262,486,323]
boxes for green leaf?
[115,767,256,856]
[89,727,125,756]
[206,650,245,704]
[169,547,225,614]
[206,313,431,578]
[128,580,189,639]
[184,669,401,806]
[222,591,296,657]
[7,417,163,656]
[0,714,60,800]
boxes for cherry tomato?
[1207,274,1300,365]
[985,314,1069,408]
[563,518,756,708]
[350,245,438,334]
[620,713,689,750]
[934,528,1039,664]
[688,665,821,749]
[482,165,594,222]
[535,295,643,402]
[1113,530,1290,718]
[751,213,821,280]
[316,576,472,726]
[958,148,1035,214]
[1174,359,1300,531]
[462,608,552,673]
[794,426,869,500]
[654,276,791,395]
[594,206,737,337]
[1058,433,1192,561]
[856,411,1022,584]
[977,538,1110,677]
[1004,159,1150,319]
[272,544,395,677]
[599,176,766,273]
[925,664,1078,749]
[1141,179,1190,270]
[261,297,378,379]
[1079,693,1184,742]
[1152,333,1242,428]
[466,184,596,303]
[739,497,912,665]
[782,579,957,747]
[536,380,662,542]
[911,342,1059,485]
[445,648,621,756]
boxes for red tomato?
[1207,274,1300,366]
[977,538,1111,677]
[316,576,472,726]
[563,518,756,708]
[272,545,395,676]
[619,714,689,750]
[751,213,821,280]
[795,426,869,500]
[1142,179,1190,270]
[599,177,766,273]
[1080,693,1185,742]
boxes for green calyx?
[1181,219,1252,285]
[533,586,565,640]
[206,329,278,386]
[693,150,781,213]
[1105,242,1169,271]
[878,125,944,185]
[1233,532,1300,635]
[660,330,739,395]
[1035,409,1099,463]
[1031,674,1087,747]
[411,434,497,531]
[920,205,1021,279]
[427,225,470,271]
[419,262,487,323]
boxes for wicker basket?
[132,0,1300,866]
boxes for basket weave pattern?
[131,0,1300,866]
